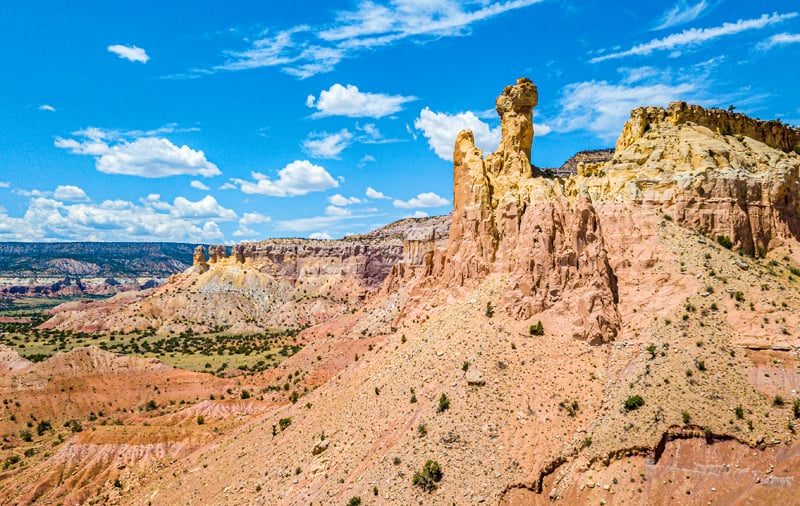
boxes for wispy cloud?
[552,78,701,139]
[38,104,56,112]
[303,129,354,159]
[190,180,210,191]
[207,0,543,78]
[757,32,800,50]
[592,11,797,63]
[653,0,714,31]
[107,44,150,63]
[307,83,416,118]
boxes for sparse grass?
[682,410,691,424]
[773,395,785,407]
[529,321,544,336]
[735,405,744,419]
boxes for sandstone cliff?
[383,78,621,343]
[577,101,800,256]
[42,223,446,333]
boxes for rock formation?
[583,101,800,256]
[399,77,621,343]
[617,101,800,153]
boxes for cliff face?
[617,101,800,153]
[390,78,621,343]
[43,230,415,333]
[583,102,800,256]
[0,242,194,298]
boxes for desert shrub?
[716,235,733,249]
[485,302,494,318]
[289,391,299,403]
[278,417,291,431]
[196,415,205,425]
[21,430,32,442]
[624,395,644,411]
[682,410,691,424]
[646,344,656,359]
[529,321,544,336]
[793,399,800,419]
[559,399,579,417]
[36,420,52,436]
[773,395,785,407]
[417,424,427,437]
[240,390,251,399]
[412,459,443,492]
[437,393,450,412]
[347,497,362,506]
[735,405,744,419]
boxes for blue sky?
[1,1,799,243]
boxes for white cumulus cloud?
[414,108,501,160]
[170,195,236,220]
[108,44,150,63]
[230,160,338,197]
[393,192,449,209]
[0,196,229,242]
[239,212,272,225]
[55,128,220,178]
[328,194,362,206]
[307,83,416,118]
[190,180,210,191]
[365,186,390,199]
[53,185,89,202]
[97,138,220,177]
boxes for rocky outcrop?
[617,101,800,153]
[192,245,208,271]
[417,78,621,343]
[588,102,800,256]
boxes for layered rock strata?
[404,78,622,343]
